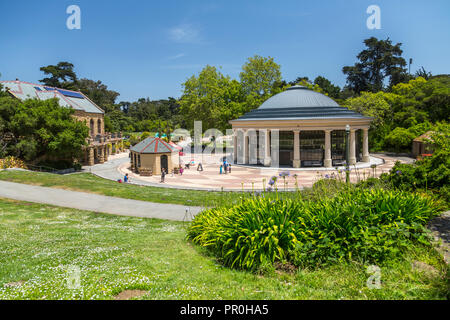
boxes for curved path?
[0,180,202,221]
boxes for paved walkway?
[88,152,411,191]
[0,180,202,221]
[428,211,450,264]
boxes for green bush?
[187,189,440,271]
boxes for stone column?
[98,147,104,164]
[243,130,249,164]
[262,129,271,167]
[349,129,356,165]
[324,130,332,168]
[362,128,370,162]
[88,147,95,166]
[293,130,300,168]
[233,130,237,164]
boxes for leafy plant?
[187,188,441,271]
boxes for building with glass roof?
[229,86,372,168]
[1,80,124,165]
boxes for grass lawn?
[0,198,448,300]
[0,170,244,207]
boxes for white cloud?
[168,24,203,44]
[167,53,186,60]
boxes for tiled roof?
[0,80,104,114]
[130,137,178,154]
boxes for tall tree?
[76,79,120,113]
[39,62,78,89]
[0,97,88,162]
[240,55,282,98]
[342,37,408,94]
[180,65,245,131]
[313,76,341,99]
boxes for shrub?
[0,156,27,169]
[187,188,440,271]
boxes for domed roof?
[259,86,339,109]
[232,85,371,122]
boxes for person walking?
[179,167,184,175]
[161,168,166,183]
[228,164,231,173]
[219,165,223,174]
[124,173,129,183]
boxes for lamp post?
[345,124,350,183]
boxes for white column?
[261,129,271,167]
[349,129,356,165]
[243,130,249,164]
[233,130,237,164]
[362,128,370,162]
[293,130,300,168]
[324,130,332,168]
[270,129,279,167]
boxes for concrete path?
[0,180,202,221]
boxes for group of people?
[220,160,231,174]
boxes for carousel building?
[229,86,372,168]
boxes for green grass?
[0,170,245,207]
[0,198,448,300]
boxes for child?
[161,168,166,183]
[180,167,184,175]
[124,173,129,183]
[220,165,223,174]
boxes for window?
[90,119,95,135]
[97,119,102,134]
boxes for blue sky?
[0,0,449,102]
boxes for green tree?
[39,62,78,89]
[313,76,341,99]
[180,65,245,131]
[343,37,408,94]
[0,97,88,162]
[384,127,416,151]
[76,79,120,113]
[240,55,282,99]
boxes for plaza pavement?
[89,151,411,191]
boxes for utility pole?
[409,58,413,75]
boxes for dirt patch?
[274,261,297,274]
[411,261,439,275]
[4,280,25,288]
[114,290,148,300]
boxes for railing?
[88,132,123,143]
[24,164,76,175]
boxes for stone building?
[229,86,373,168]
[130,137,180,175]
[0,80,123,165]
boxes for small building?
[130,137,180,175]
[0,80,124,165]
[412,131,435,158]
[229,86,373,168]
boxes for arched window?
[90,119,95,136]
[97,119,102,134]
